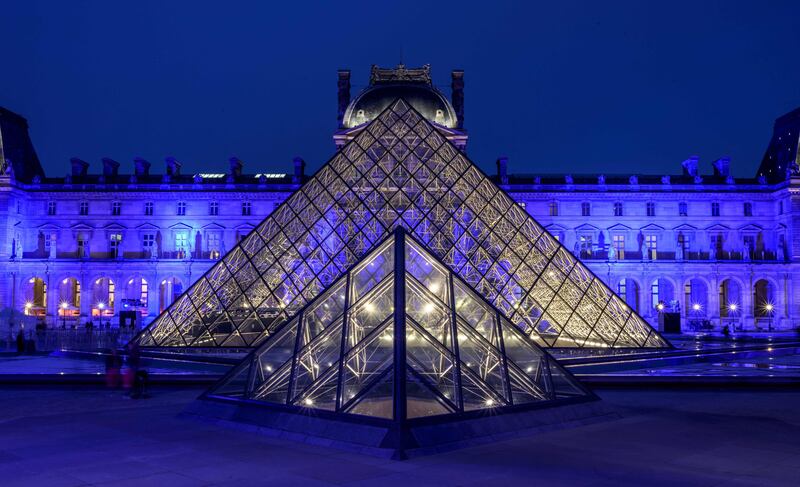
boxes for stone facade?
[2,66,799,333]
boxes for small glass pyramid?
[205,229,590,420]
[134,99,668,349]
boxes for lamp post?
[98,302,105,328]
[727,303,738,332]
[60,301,68,328]
[764,303,774,331]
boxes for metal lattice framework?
[207,229,590,419]
[134,99,669,349]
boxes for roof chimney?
[681,156,699,177]
[165,157,181,176]
[451,70,464,129]
[133,157,151,176]
[337,70,351,128]
[70,158,89,176]
[229,157,243,177]
[101,157,120,177]
[293,157,305,184]
[712,157,731,177]
[496,156,508,185]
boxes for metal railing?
[0,327,136,352]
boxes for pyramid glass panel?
[205,230,592,425]
[136,99,668,350]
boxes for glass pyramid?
[134,98,669,349]
[205,229,591,420]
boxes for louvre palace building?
[1,64,799,335]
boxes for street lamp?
[764,302,774,331]
[97,302,106,328]
[60,301,68,328]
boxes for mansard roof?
[0,106,45,183]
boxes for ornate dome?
[342,65,458,129]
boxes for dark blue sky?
[2,1,800,178]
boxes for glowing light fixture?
[728,303,738,312]
[692,303,701,311]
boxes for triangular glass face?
[207,230,592,422]
[142,98,669,349]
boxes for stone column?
[708,274,720,329]
[79,272,91,324]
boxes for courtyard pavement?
[0,386,798,486]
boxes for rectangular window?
[579,235,593,256]
[175,232,188,257]
[711,202,720,217]
[744,202,753,217]
[645,235,657,260]
[209,201,219,216]
[110,233,122,258]
[613,202,623,217]
[111,201,121,216]
[177,202,187,216]
[242,201,252,216]
[79,201,89,216]
[581,202,591,217]
[144,202,154,216]
[142,233,155,251]
[612,235,625,259]
[651,280,660,309]
[77,236,88,258]
[207,233,221,259]
[548,202,558,216]
[711,234,724,253]
[679,202,688,216]
[743,235,755,258]
[47,201,57,216]
[779,201,784,215]
[646,202,655,217]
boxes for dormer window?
[434,109,444,124]
[355,109,366,124]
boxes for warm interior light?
[485,399,495,407]
[24,302,32,309]
[656,303,665,311]
[364,302,375,313]
[60,301,69,309]
[303,398,314,406]
[429,282,440,294]
[422,302,435,314]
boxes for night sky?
[3,1,800,178]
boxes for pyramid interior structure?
[207,229,590,421]
[134,99,669,349]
